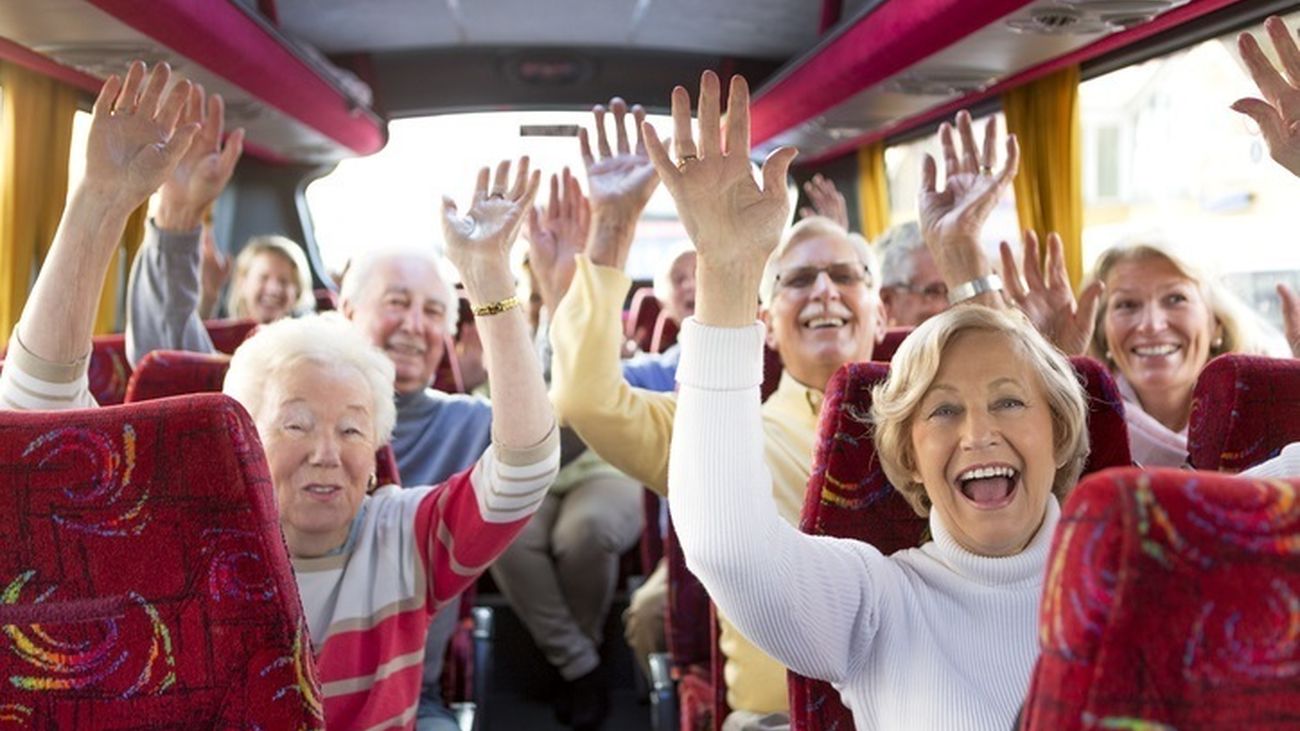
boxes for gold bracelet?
[471,295,521,317]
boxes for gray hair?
[231,235,316,318]
[339,247,460,336]
[759,216,878,307]
[223,313,397,444]
[874,222,924,289]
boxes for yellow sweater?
[550,255,824,714]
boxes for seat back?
[872,327,912,364]
[87,334,133,405]
[124,350,403,486]
[313,287,339,312]
[650,309,680,354]
[789,357,1133,730]
[626,286,662,352]
[204,318,259,355]
[663,517,712,673]
[1022,468,1300,730]
[1188,354,1300,472]
[0,394,323,727]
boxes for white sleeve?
[1239,442,1300,479]
[0,330,98,411]
[668,318,889,684]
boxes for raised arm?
[525,167,589,317]
[548,97,680,493]
[125,84,244,365]
[648,71,885,683]
[1235,17,1300,357]
[918,111,1018,308]
[441,157,555,452]
[799,173,849,230]
[3,63,197,411]
[998,230,1102,356]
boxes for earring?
[1212,336,1223,349]
[366,474,378,493]
[1105,350,1114,361]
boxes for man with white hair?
[875,221,950,327]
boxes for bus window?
[305,110,689,285]
[1080,11,1300,334]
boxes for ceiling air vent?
[1058,0,1191,31]
[1007,7,1107,35]
[885,69,1000,97]
[224,99,265,125]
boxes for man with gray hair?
[875,221,950,327]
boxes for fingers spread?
[492,159,511,195]
[158,79,192,134]
[1232,98,1288,151]
[1077,280,1104,332]
[118,61,147,114]
[920,153,937,194]
[1045,232,1069,291]
[1022,230,1047,293]
[632,105,648,155]
[548,173,560,218]
[1266,17,1300,87]
[93,74,123,119]
[642,121,679,187]
[670,85,696,160]
[981,116,998,171]
[939,123,959,180]
[761,146,798,200]
[578,127,595,169]
[725,74,751,159]
[999,241,1028,302]
[611,97,631,155]
[593,105,613,159]
[474,166,491,200]
[697,70,722,157]
[956,110,980,173]
[511,156,531,199]
[997,134,1020,186]
[218,128,245,176]
[1240,31,1291,103]
[138,62,172,119]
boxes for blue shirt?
[620,343,681,393]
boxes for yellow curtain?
[93,203,147,334]
[0,62,78,343]
[856,141,890,240]
[1003,66,1084,289]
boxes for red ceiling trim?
[801,0,1251,165]
[86,0,385,156]
[750,0,1036,144]
[0,37,103,94]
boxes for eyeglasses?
[774,262,871,291]
[888,281,948,302]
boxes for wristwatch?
[947,274,1004,305]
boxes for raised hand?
[642,71,797,274]
[158,84,245,230]
[918,110,1018,283]
[84,61,199,211]
[1234,17,1300,178]
[799,173,848,229]
[580,97,660,269]
[526,168,589,313]
[999,231,1103,356]
[442,157,541,303]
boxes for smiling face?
[240,251,300,324]
[908,329,1057,557]
[343,256,450,395]
[761,234,883,390]
[259,359,377,557]
[881,247,948,327]
[1101,255,1219,409]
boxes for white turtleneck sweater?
[668,319,1059,731]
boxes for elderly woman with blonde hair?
[0,63,560,730]
[226,234,316,323]
[650,70,1090,730]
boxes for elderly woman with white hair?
[646,72,1092,730]
[0,63,560,730]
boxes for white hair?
[875,221,924,289]
[339,247,460,336]
[758,216,878,307]
[223,313,397,444]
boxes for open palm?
[1235,17,1300,178]
[1000,231,1102,356]
[442,157,540,278]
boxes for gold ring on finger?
[677,154,699,172]
[488,191,506,200]
[979,164,993,176]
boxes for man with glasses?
[876,221,950,327]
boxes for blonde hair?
[1085,242,1273,363]
[758,216,877,307]
[871,305,1090,516]
[223,313,397,444]
[230,235,316,319]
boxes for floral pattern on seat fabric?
[0,394,323,728]
[1022,467,1300,730]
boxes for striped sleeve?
[0,331,98,411]
[415,422,559,608]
